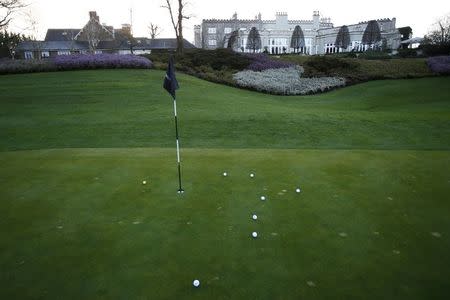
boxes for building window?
[24,51,33,59]
[208,27,216,34]
[57,50,70,56]
[41,51,50,58]
[224,27,232,34]
[208,39,216,46]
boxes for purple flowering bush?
[54,54,152,70]
[427,56,450,74]
[244,53,294,71]
[0,59,57,75]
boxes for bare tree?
[162,0,190,53]
[424,14,450,45]
[148,23,162,39]
[24,10,42,59]
[0,0,26,29]
[84,21,101,53]
[290,25,305,53]
[246,27,261,53]
[335,25,350,52]
[362,20,381,49]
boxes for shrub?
[233,66,346,95]
[356,50,392,60]
[54,54,152,70]
[0,59,57,75]
[243,53,294,71]
[397,48,420,58]
[305,56,358,73]
[420,43,450,57]
[143,48,251,71]
[427,56,450,74]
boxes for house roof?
[45,29,81,41]
[145,38,196,49]
[16,41,89,51]
[17,38,196,51]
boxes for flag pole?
[173,96,184,193]
[163,54,183,193]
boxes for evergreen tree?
[0,30,29,58]
[246,27,261,53]
[362,20,381,48]
[290,25,305,53]
[335,25,350,51]
[227,30,239,50]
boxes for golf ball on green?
[193,279,200,287]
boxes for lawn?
[0,70,449,299]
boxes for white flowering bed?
[233,66,346,95]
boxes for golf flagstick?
[173,96,184,193]
[163,55,184,193]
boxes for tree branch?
[162,0,179,37]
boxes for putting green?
[1,148,449,299]
[1,70,449,299]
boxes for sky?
[7,0,450,42]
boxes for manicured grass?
[0,70,449,299]
[1,149,449,299]
[0,70,449,151]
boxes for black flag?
[163,56,179,99]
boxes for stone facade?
[195,11,401,54]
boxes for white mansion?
[195,11,402,54]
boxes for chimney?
[89,11,99,22]
[313,11,320,30]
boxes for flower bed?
[54,54,152,70]
[233,66,346,95]
[244,53,294,71]
[427,56,450,74]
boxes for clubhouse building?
[195,11,402,54]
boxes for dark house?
[16,11,195,59]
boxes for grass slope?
[1,70,449,299]
[0,70,449,151]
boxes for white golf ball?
[296,188,301,193]
[260,196,266,201]
[223,172,227,177]
[252,214,258,220]
[252,231,258,238]
[250,173,255,178]
[193,279,200,287]
[142,180,147,185]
